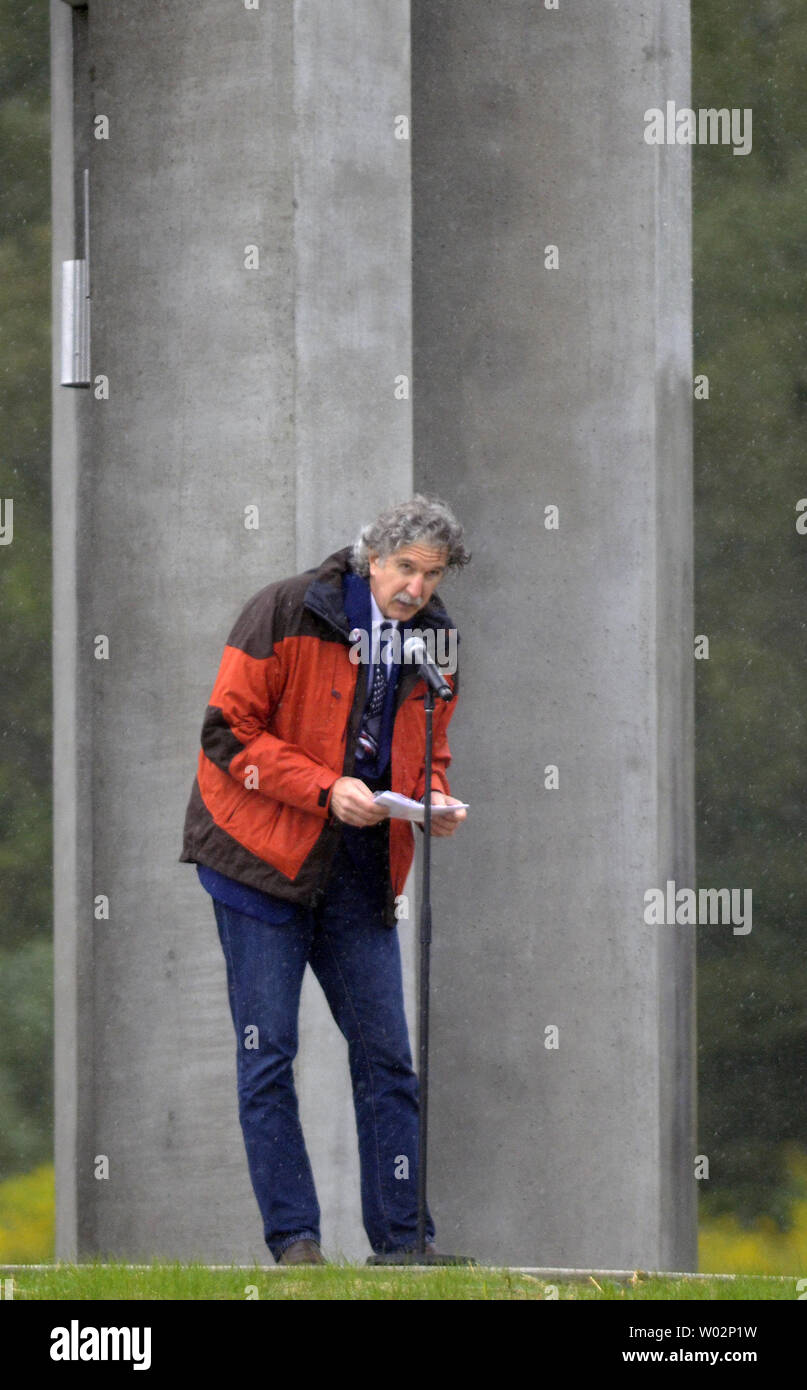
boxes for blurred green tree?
[0,0,52,1178]
[694,0,807,1227]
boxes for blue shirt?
[196,863,297,923]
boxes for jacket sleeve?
[198,586,340,819]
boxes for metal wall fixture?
[60,168,90,387]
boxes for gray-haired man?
[180,494,470,1264]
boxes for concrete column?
[53,0,695,1268]
[52,0,412,1261]
[411,0,695,1269]
[51,0,93,1261]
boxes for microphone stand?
[416,686,434,1255]
[412,683,474,1265]
[368,667,475,1266]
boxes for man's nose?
[407,575,423,596]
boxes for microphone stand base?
[365,1250,478,1267]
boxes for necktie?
[367,620,394,716]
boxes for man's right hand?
[329,777,391,827]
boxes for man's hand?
[329,777,391,827]
[424,790,467,837]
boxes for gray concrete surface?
[411,0,695,1268]
[52,0,413,1262]
[52,0,695,1268]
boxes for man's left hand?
[425,791,467,837]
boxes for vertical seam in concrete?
[652,72,664,1263]
[682,10,697,1267]
[653,0,696,1268]
[653,139,664,1269]
[648,2,664,1260]
[78,0,96,1262]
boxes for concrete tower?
[52,0,694,1268]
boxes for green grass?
[0,1260,798,1300]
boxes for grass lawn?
[0,1260,798,1300]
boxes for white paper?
[372,791,470,823]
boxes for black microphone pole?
[416,685,434,1256]
[368,645,475,1265]
[412,678,474,1266]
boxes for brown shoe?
[278,1239,327,1266]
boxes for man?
[179,494,470,1264]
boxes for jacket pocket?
[223,789,284,857]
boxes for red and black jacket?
[179,546,459,924]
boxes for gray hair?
[351,494,471,578]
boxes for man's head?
[352,495,470,620]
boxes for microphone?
[402,635,454,701]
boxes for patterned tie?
[367,620,394,716]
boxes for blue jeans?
[211,836,435,1260]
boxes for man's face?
[368,542,449,620]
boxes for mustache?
[392,592,421,606]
